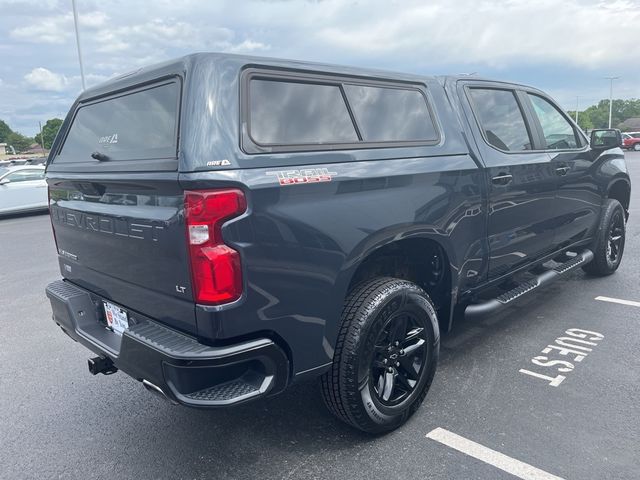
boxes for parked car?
[25,156,47,165]
[0,165,48,216]
[622,133,640,151]
[44,53,629,433]
[0,159,27,167]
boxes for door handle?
[555,166,570,176]
[491,173,513,185]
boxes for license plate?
[103,301,129,335]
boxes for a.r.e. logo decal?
[98,133,118,144]
[266,168,337,186]
[207,159,231,167]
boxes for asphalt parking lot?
[1,152,639,480]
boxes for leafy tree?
[35,118,64,149]
[566,111,593,131]
[569,98,640,131]
[6,132,34,153]
[0,120,13,143]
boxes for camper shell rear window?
[54,79,181,168]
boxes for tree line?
[566,98,640,131]
[0,118,63,153]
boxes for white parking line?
[595,296,640,308]
[426,427,565,480]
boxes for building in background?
[619,117,640,132]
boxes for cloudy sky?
[1,0,638,136]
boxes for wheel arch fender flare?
[326,227,460,351]
[605,175,631,214]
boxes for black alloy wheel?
[583,198,626,276]
[321,277,439,434]
[607,208,624,265]
[371,313,428,406]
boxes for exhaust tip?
[142,379,178,405]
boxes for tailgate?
[46,77,197,333]
[48,177,196,333]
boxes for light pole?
[575,96,580,124]
[71,0,86,90]
[605,76,620,128]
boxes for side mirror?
[590,129,622,150]
[0,178,9,186]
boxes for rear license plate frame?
[103,300,129,335]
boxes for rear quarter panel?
[179,58,486,377]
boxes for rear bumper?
[45,280,289,407]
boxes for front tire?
[320,277,439,434]
[583,198,626,276]
[634,143,640,151]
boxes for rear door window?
[468,88,533,151]
[248,79,358,145]
[343,84,437,142]
[56,81,180,163]
[527,94,581,149]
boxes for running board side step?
[465,249,593,320]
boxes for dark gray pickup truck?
[45,53,629,433]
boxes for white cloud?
[10,11,108,44]
[6,0,640,69]
[91,18,266,57]
[10,15,71,44]
[84,73,110,85]
[80,11,109,28]
[227,39,270,53]
[24,67,68,91]
[309,0,640,69]
[94,19,208,53]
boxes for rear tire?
[582,199,626,276]
[634,143,640,151]
[320,277,439,434]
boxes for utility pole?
[71,0,86,90]
[38,121,46,155]
[574,96,580,125]
[605,76,620,128]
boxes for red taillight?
[184,189,247,305]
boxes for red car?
[622,132,640,151]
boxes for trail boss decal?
[266,168,337,186]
